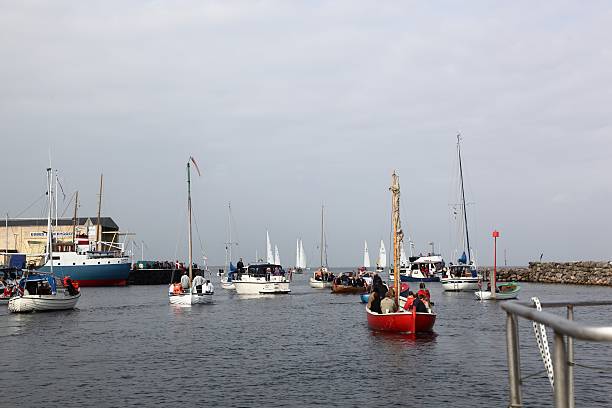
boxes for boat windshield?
[247,264,284,277]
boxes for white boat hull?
[221,281,236,290]
[440,277,480,292]
[234,279,290,295]
[309,278,333,289]
[475,288,520,300]
[8,291,81,313]
[169,291,214,305]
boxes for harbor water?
[1,271,612,407]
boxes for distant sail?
[266,230,274,264]
[274,245,280,265]
[295,238,300,267]
[299,240,307,269]
[400,241,408,267]
[363,241,371,268]
[378,240,387,268]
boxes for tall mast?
[457,134,471,263]
[228,202,232,267]
[187,161,193,284]
[46,167,54,274]
[96,173,103,252]
[390,171,402,305]
[72,191,79,246]
[54,170,59,229]
[320,205,324,268]
[5,213,8,264]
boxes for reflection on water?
[1,274,611,407]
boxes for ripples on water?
[1,273,612,407]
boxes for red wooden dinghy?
[366,306,436,333]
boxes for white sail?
[363,241,371,268]
[299,240,307,269]
[378,240,387,268]
[274,245,280,265]
[266,230,274,264]
[400,241,408,267]
[295,239,300,267]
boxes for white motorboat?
[233,263,290,295]
[168,157,214,306]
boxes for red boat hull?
[366,307,436,333]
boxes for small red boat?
[366,306,436,333]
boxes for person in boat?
[402,291,416,310]
[371,274,388,300]
[417,282,431,301]
[172,282,183,295]
[180,271,190,290]
[412,294,430,313]
[380,288,398,314]
[367,291,382,314]
[204,280,213,293]
[236,258,244,272]
[192,272,205,294]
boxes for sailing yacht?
[362,241,371,271]
[441,136,480,292]
[8,168,81,313]
[309,206,333,288]
[168,158,214,305]
[221,202,237,290]
[292,239,306,273]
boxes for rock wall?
[481,262,612,286]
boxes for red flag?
[189,156,202,176]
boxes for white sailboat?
[8,167,81,313]
[266,230,274,264]
[299,240,307,270]
[376,240,386,273]
[309,205,333,288]
[363,241,371,270]
[441,136,481,292]
[168,158,214,305]
[274,245,280,266]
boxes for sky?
[1,1,611,267]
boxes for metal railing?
[501,300,612,408]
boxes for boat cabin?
[447,263,477,278]
[240,263,285,278]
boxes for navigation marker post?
[492,230,500,299]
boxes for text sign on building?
[30,232,73,238]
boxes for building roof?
[2,217,119,229]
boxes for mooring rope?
[531,297,555,388]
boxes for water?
[1,271,612,407]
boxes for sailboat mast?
[96,174,103,252]
[187,162,193,284]
[54,170,58,229]
[390,171,400,305]
[320,205,324,268]
[72,191,79,246]
[228,202,232,267]
[46,168,54,274]
[457,135,471,262]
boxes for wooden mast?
[96,174,103,251]
[187,161,193,285]
[390,171,402,305]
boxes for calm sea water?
[1,270,612,408]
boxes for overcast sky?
[1,1,611,266]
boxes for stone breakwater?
[481,262,612,286]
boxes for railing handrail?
[501,302,612,342]
[510,300,612,309]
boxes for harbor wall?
[483,262,612,286]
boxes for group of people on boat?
[170,271,213,295]
[367,276,433,314]
[313,270,334,282]
[334,273,366,288]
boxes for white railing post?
[566,305,574,408]
[507,313,523,407]
[553,331,569,408]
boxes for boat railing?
[501,300,612,408]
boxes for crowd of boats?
[1,139,520,334]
